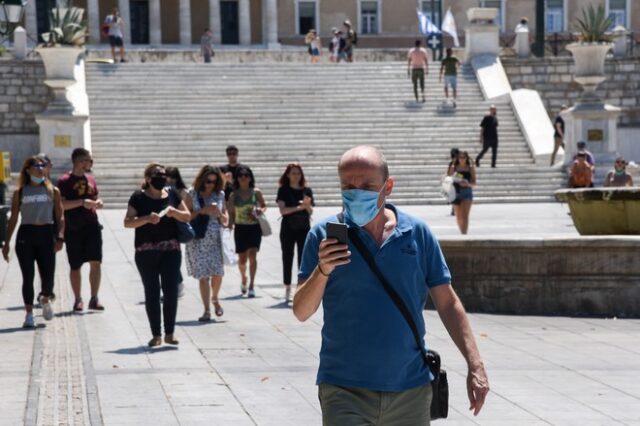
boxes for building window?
[478,0,502,28]
[546,0,565,33]
[420,0,442,27]
[297,1,317,35]
[360,1,379,35]
[608,0,627,28]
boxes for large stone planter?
[555,188,640,235]
[566,42,613,98]
[36,46,84,115]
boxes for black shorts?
[65,223,103,270]
[109,35,124,47]
[234,224,262,253]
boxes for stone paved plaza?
[1,204,640,425]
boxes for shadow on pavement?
[5,306,25,311]
[176,319,228,326]
[266,301,290,310]
[107,345,178,355]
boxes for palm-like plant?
[575,4,613,43]
[41,1,86,46]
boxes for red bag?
[101,24,109,37]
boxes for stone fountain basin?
[555,187,640,235]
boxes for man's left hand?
[467,365,489,415]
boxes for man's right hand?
[318,238,350,275]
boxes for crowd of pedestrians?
[305,20,357,63]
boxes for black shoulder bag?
[346,226,449,420]
[167,189,196,243]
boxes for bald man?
[294,146,489,425]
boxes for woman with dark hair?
[165,166,188,298]
[276,163,314,302]
[185,165,228,321]
[227,165,266,298]
[2,156,64,328]
[124,163,191,347]
[447,151,476,235]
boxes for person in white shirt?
[105,8,126,63]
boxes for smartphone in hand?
[326,222,348,245]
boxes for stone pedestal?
[35,48,91,172]
[464,8,499,62]
[13,26,27,60]
[514,29,530,58]
[612,26,629,58]
[562,102,622,167]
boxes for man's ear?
[384,177,395,196]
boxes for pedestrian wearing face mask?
[294,146,489,424]
[3,156,65,328]
[124,163,192,347]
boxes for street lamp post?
[0,0,26,44]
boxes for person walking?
[476,105,499,168]
[200,28,215,63]
[227,166,266,298]
[293,146,489,424]
[328,28,340,63]
[448,150,476,234]
[276,163,314,303]
[550,105,567,166]
[124,163,191,347]
[105,8,126,63]
[184,165,228,321]
[447,147,460,216]
[3,157,65,328]
[604,157,634,187]
[57,148,105,312]
[439,47,461,107]
[220,145,244,201]
[407,39,428,103]
[342,20,357,62]
[166,166,189,298]
[305,29,322,64]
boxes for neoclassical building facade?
[23,0,639,47]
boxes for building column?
[118,0,132,45]
[209,0,222,45]
[24,0,38,43]
[149,0,162,45]
[179,0,192,44]
[86,0,101,44]
[264,0,279,48]
[238,0,251,45]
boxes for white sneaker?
[177,282,185,298]
[285,286,292,303]
[248,288,256,298]
[23,313,35,328]
[42,300,54,321]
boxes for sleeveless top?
[234,191,258,225]
[20,185,54,225]
[453,169,473,193]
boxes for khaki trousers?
[319,382,432,426]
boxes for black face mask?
[150,176,167,190]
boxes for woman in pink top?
[407,39,429,102]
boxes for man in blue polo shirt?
[293,146,489,425]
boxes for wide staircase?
[85,62,565,208]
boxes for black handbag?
[167,189,195,243]
[346,225,449,420]
[190,193,210,239]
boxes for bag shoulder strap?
[338,213,439,374]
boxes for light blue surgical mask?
[30,175,45,185]
[342,181,386,226]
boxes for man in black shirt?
[476,105,499,168]
[550,105,567,166]
[220,145,244,201]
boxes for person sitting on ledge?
[604,157,634,187]
[569,152,593,188]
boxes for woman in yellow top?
[228,166,266,298]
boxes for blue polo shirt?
[298,204,451,392]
